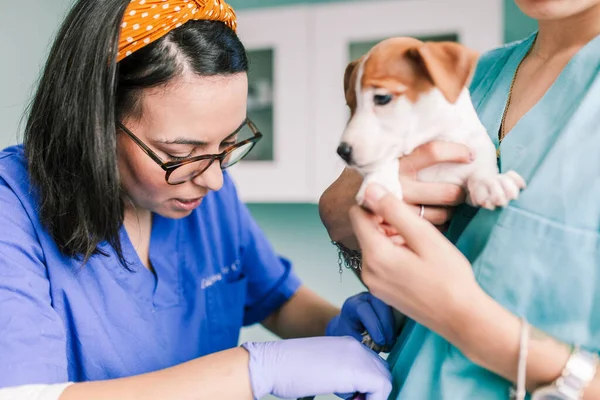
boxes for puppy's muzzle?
[337,142,353,164]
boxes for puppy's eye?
[374,94,393,106]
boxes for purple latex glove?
[241,336,392,400]
[326,292,397,351]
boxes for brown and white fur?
[338,37,526,208]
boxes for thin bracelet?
[331,241,362,274]
[516,317,530,400]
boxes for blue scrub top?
[388,32,600,399]
[0,144,301,387]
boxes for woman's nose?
[192,161,224,192]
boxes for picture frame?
[228,6,314,203]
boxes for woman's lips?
[172,197,203,211]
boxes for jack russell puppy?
[337,37,526,209]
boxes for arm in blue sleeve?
[0,180,68,387]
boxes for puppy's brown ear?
[406,42,479,104]
[343,57,362,113]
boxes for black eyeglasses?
[117,118,263,185]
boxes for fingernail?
[365,183,388,205]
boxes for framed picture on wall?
[348,33,460,62]
[227,6,314,203]
[311,0,504,202]
[245,48,275,163]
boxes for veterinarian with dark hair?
[0,1,397,399]
[319,0,600,399]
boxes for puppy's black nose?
[337,142,353,163]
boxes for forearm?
[318,168,362,250]
[60,347,253,400]
[262,286,339,338]
[451,289,600,397]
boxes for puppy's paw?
[356,180,404,206]
[467,170,526,210]
[389,183,403,201]
[356,184,367,206]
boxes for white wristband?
[0,382,73,400]
[510,317,529,400]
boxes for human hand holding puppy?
[319,140,471,249]
[348,182,481,346]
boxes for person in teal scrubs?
[319,0,600,398]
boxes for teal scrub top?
[387,32,600,399]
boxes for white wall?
[0,0,73,148]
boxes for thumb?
[348,204,391,253]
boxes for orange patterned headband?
[117,0,237,62]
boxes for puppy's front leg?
[467,170,526,210]
[356,159,403,205]
[465,146,527,209]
